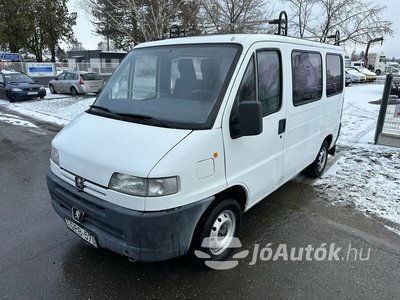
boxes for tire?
[306,140,329,178]
[49,84,57,94]
[375,69,381,76]
[71,87,79,96]
[6,91,15,103]
[192,199,242,261]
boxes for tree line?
[80,0,394,55]
[0,0,395,60]
[0,0,76,62]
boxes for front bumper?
[46,170,214,262]
[11,90,46,100]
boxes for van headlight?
[51,147,59,166]
[109,173,178,197]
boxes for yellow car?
[355,66,377,81]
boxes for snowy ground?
[1,83,400,234]
[312,83,400,235]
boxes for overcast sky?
[67,0,399,59]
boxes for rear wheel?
[306,140,329,178]
[192,199,242,261]
[49,84,57,94]
[6,91,15,103]
[71,87,79,96]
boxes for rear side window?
[292,51,322,106]
[326,54,343,96]
[81,73,102,80]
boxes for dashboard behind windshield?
[93,44,241,129]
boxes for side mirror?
[239,101,263,136]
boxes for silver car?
[49,71,104,96]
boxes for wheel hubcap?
[209,210,236,256]
[317,147,327,172]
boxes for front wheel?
[192,199,242,261]
[375,69,381,76]
[306,140,329,178]
[6,91,15,103]
[49,84,57,94]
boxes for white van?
[46,18,345,262]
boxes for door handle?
[278,119,286,134]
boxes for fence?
[374,74,400,147]
[1,61,120,76]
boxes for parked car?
[388,76,400,97]
[345,73,352,86]
[355,66,377,81]
[49,71,104,96]
[0,70,46,103]
[390,83,400,98]
[345,68,366,83]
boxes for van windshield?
[92,44,241,129]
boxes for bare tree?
[282,0,394,51]
[78,0,189,48]
[282,0,317,37]
[199,0,279,34]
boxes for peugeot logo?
[72,207,85,223]
[75,176,85,191]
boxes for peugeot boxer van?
[46,16,345,262]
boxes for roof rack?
[169,10,340,46]
[169,10,288,38]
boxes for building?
[66,50,127,74]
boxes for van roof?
[133,34,343,52]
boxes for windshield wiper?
[88,105,122,120]
[116,113,174,128]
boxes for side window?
[132,54,157,99]
[292,51,322,106]
[0,75,3,84]
[235,55,256,103]
[257,51,281,115]
[326,54,343,96]
[64,73,72,80]
[57,73,66,80]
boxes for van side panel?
[283,49,344,182]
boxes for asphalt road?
[1,107,400,299]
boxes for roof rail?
[301,30,341,45]
[168,11,340,46]
[169,11,288,38]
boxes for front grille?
[60,168,107,200]
[52,184,124,239]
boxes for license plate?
[27,91,38,95]
[65,218,98,248]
